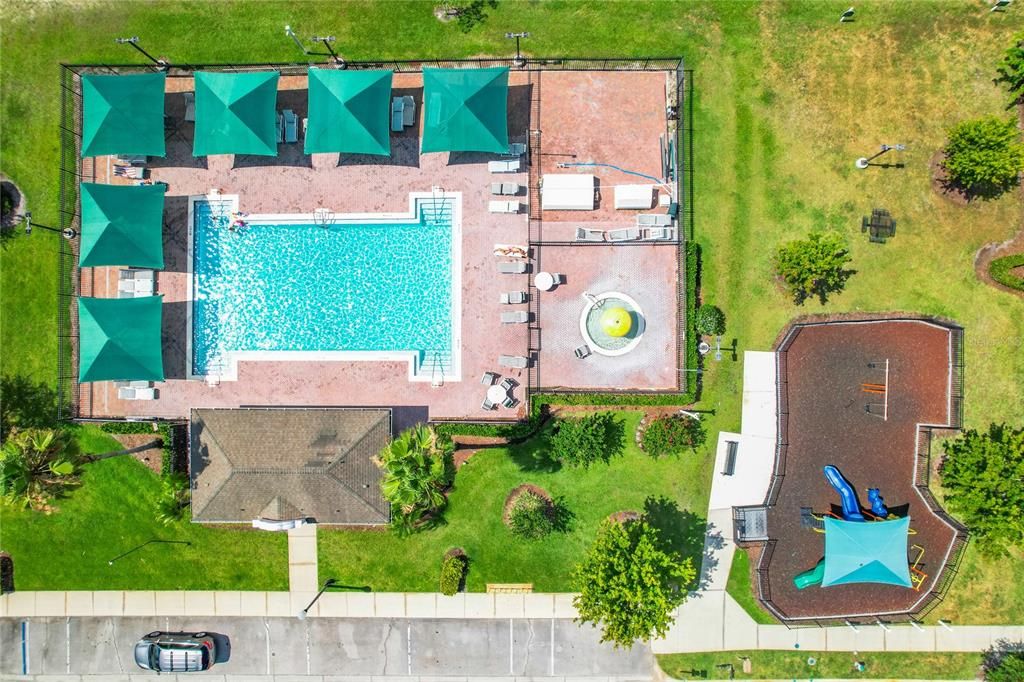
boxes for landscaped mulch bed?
[108,433,164,475]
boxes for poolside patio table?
[487,384,509,405]
[534,271,555,291]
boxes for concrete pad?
[936,625,995,652]
[373,592,406,618]
[153,591,185,616]
[345,591,374,617]
[494,593,525,618]
[316,593,348,617]
[122,591,155,616]
[721,595,759,651]
[824,624,886,651]
[463,593,494,618]
[182,591,216,616]
[214,591,242,616]
[2,591,35,616]
[756,625,799,650]
[435,593,466,618]
[405,592,436,618]
[795,627,827,650]
[523,594,554,619]
[986,625,1024,645]
[237,591,267,616]
[288,562,319,593]
[669,591,724,652]
[91,592,123,616]
[34,592,67,617]
[553,593,577,619]
[883,625,936,652]
[266,591,293,617]
[65,592,94,617]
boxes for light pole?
[284,25,308,55]
[114,37,168,68]
[20,212,76,240]
[297,578,338,620]
[505,32,530,68]
[855,144,905,169]
[311,35,344,67]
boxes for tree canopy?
[548,412,624,468]
[943,117,1024,199]
[0,428,81,513]
[375,425,453,535]
[940,423,1024,555]
[773,231,854,305]
[995,31,1024,107]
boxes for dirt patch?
[608,510,641,524]
[929,149,970,206]
[108,433,164,474]
[502,484,552,525]
[451,434,510,469]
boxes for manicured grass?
[725,549,775,625]
[0,426,288,591]
[320,412,713,592]
[657,650,981,680]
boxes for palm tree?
[0,428,81,512]
[374,425,452,535]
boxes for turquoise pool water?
[191,199,453,375]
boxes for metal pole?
[284,25,308,54]
[21,212,77,240]
[115,37,167,67]
[297,578,338,619]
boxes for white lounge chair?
[402,95,416,127]
[498,261,528,274]
[575,227,605,242]
[500,291,527,304]
[501,311,529,324]
[491,183,519,196]
[636,213,673,227]
[608,227,642,242]
[118,386,157,400]
[488,159,520,173]
[644,227,676,241]
[498,355,530,369]
[489,200,521,214]
[283,109,299,143]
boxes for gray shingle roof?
[190,407,391,525]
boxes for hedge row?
[990,253,1024,291]
[99,421,180,476]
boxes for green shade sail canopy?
[193,71,280,156]
[421,67,509,154]
[78,296,165,383]
[305,69,392,155]
[79,182,166,268]
[81,72,167,158]
[822,516,913,588]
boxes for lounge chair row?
[575,226,675,242]
[118,268,155,298]
[115,380,158,401]
[391,96,416,132]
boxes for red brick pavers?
[763,320,958,621]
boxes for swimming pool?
[188,192,461,381]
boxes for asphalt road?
[0,617,654,678]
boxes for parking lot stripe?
[550,618,555,675]
[509,618,514,674]
[406,622,412,675]
[66,617,71,673]
[20,620,28,675]
[263,618,271,674]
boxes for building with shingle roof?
[189,407,391,525]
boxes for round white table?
[534,271,555,291]
[487,384,509,404]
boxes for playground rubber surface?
[762,319,959,621]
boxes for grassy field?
[320,412,713,591]
[657,650,981,680]
[0,427,288,590]
[1,0,1022,609]
[725,548,775,625]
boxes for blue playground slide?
[868,488,888,517]
[823,465,865,522]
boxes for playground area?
[758,318,965,622]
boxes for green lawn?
[320,412,713,591]
[725,548,775,625]
[657,650,981,681]
[0,427,288,591]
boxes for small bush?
[641,416,707,458]
[983,640,1024,682]
[439,552,467,595]
[695,304,725,336]
[155,474,190,525]
[774,231,854,305]
[548,412,624,468]
[507,491,556,539]
[943,116,1024,198]
[990,253,1024,291]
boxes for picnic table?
[862,208,896,243]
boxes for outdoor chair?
[575,227,605,242]
[608,227,641,242]
[488,159,521,173]
[480,371,500,385]
[636,213,673,227]
[500,291,527,304]
[500,377,519,391]
[499,355,530,369]
[489,200,521,214]
[490,182,504,195]
[505,142,527,157]
[502,396,520,409]
[401,95,416,127]
[481,396,497,410]
[498,261,528,274]
[183,92,196,122]
[644,227,675,241]
[501,311,530,324]
[574,344,592,359]
[501,183,520,196]
[283,109,299,143]
[391,97,405,132]
[129,380,152,389]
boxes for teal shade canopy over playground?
[305,69,392,155]
[822,516,912,588]
[81,72,167,158]
[193,71,280,156]
[421,67,509,153]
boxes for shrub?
[773,231,853,305]
[641,416,706,458]
[940,423,1024,555]
[439,552,467,596]
[943,117,1024,198]
[995,31,1024,107]
[983,640,1024,682]
[507,490,556,539]
[155,474,190,525]
[695,304,725,336]
[990,253,1024,291]
[548,412,624,468]
[0,428,81,513]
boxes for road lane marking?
[21,621,28,675]
[304,618,311,675]
[509,618,514,674]
[550,618,555,675]
[263,619,271,675]
[406,623,412,675]
[66,618,71,673]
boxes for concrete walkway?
[287,524,319,593]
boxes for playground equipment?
[863,360,890,420]
[868,488,888,517]
[794,557,825,589]
[909,543,928,591]
[823,465,865,521]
